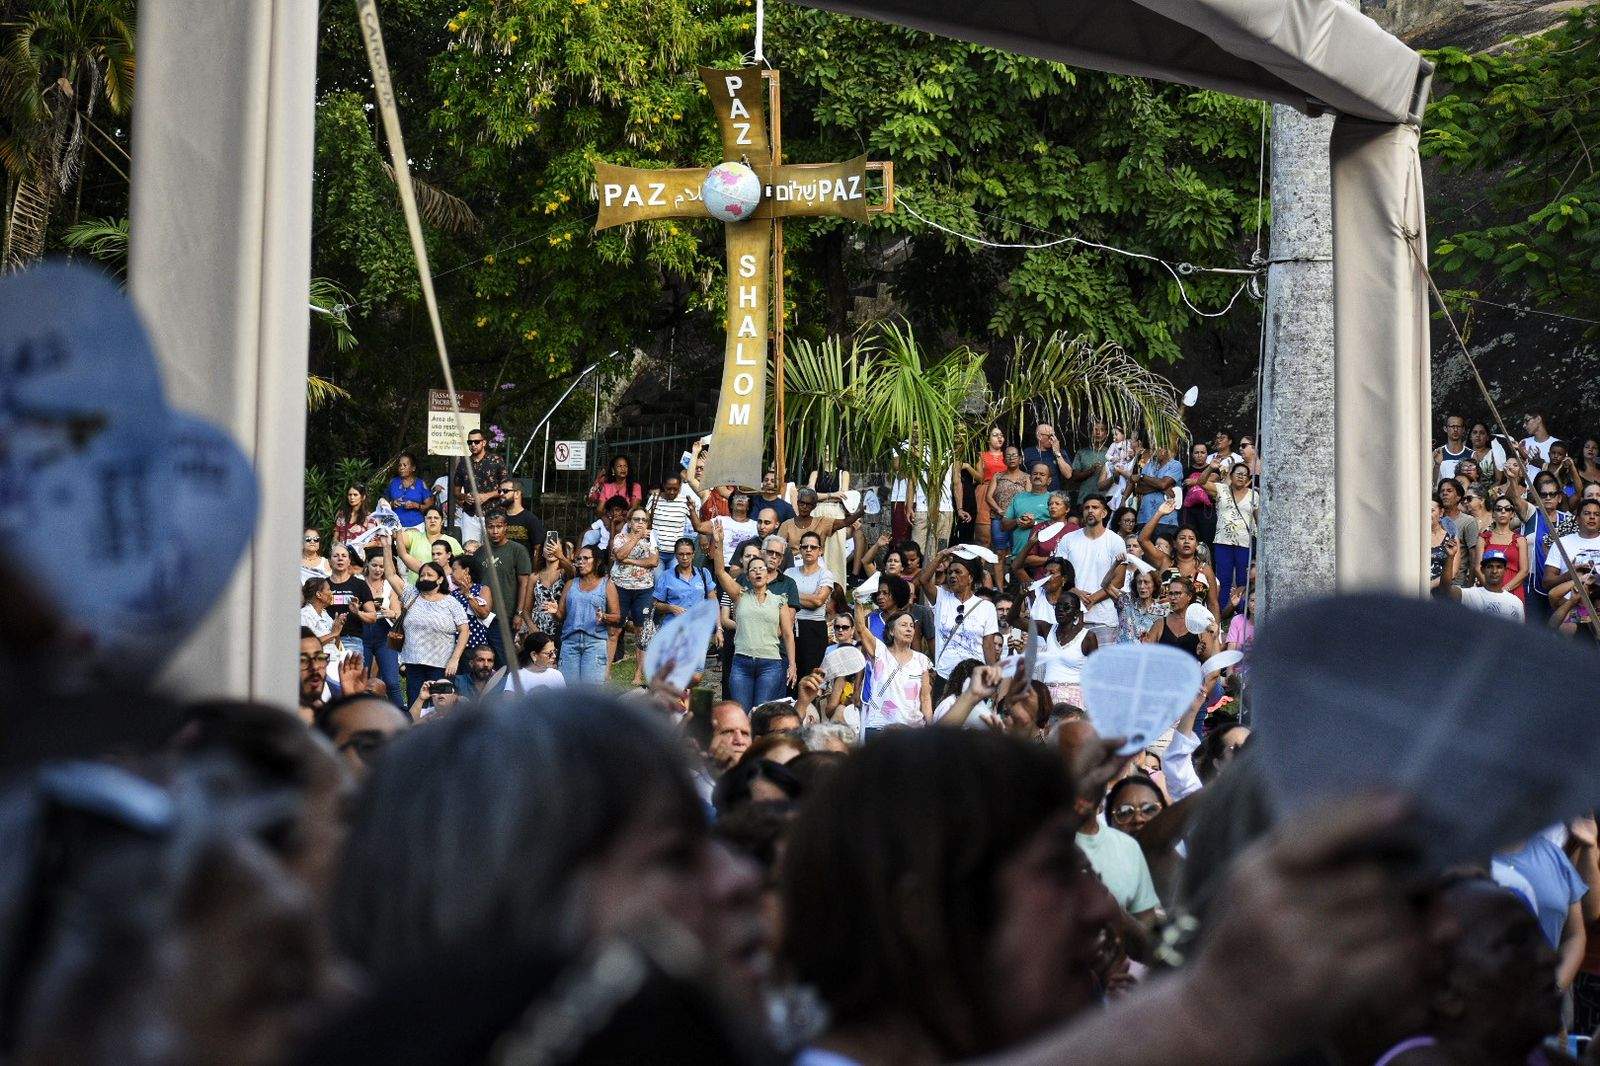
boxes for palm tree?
[783,322,1186,553]
[0,0,135,272]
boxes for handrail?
[510,360,606,473]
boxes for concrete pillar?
[1258,102,1337,617]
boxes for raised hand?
[338,650,367,694]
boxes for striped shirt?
[648,492,695,553]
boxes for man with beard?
[1056,495,1127,644]
[455,644,500,701]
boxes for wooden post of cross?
[594,66,893,491]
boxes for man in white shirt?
[1055,495,1128,641]
[1544,498,1600,596]
[1521,409,1561,476]
[1448,548,1524,622]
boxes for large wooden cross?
[594,66,892,489]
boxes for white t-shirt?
[1554,531,1600,575]
[713,515,758,561]
[786,564,838,622]
[1460,585,1525,622]
[498,667,567,692]
[1077,825,1160,914]
[932,693,1000,730]
[1056,527,1126,628]
[865,643,932,730]
[932,588,999,678]
[1522,435,1561,473]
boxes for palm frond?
[382,163,482,234]
[309,276,359,352]
[60,213,127,274]
[306,374,352,412]
[994,332,1186,453]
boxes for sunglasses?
[305,536,320,543]
[1493,504,1514,512]
[299,653,330,665]
[1541,490,1561,498]
[1111,802,1162,821]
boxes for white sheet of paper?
[952,543,998,566]
[1081,643,1202,755]
[1185,604,1214,633]
[854,572,881,603]
[1252,592,1600,871]
[863,488,881,516]
[370,499,402,531]
[998,653,1027,683]
[1034,520,1065,542]
[1201,648,1244,675]
[642,597,720,692]
[1125,553,1156,576]
[1182,386,1200,407]
[821,645,867,681]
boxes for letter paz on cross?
[592,66,893,489]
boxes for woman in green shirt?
[710,536,796,709]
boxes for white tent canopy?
[791,0,1436,597]
[790,0,1431,123]
[129,0,1431,703]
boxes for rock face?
[1364,0,1585,49]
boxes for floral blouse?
[531,572,566,635]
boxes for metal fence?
[520,420,710,545]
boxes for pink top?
[590,480,642,509]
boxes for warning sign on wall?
[426,390,484,456]
[554,440,588,471]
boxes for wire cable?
[897,198,1257,320]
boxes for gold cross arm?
[594,157,890,230]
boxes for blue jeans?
[616,585,653,631]
[560,630,610,684]
[403,663,447,708]
[990,518,1007,552]
[364,632,404,710]
[1213,542,1252,609]
[728,653,786,711]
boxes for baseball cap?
[1482,548,1509,564]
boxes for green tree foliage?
[769,7,1266,362]
[0,0,134,268]
[301,0,1266,468]
[1423,7,1600,330]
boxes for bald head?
[709,701,751,770]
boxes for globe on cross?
[701,162,763,222]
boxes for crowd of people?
[1431,410,1600,635]
[265,413,1600,1063]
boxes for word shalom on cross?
[593,67,892,490]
